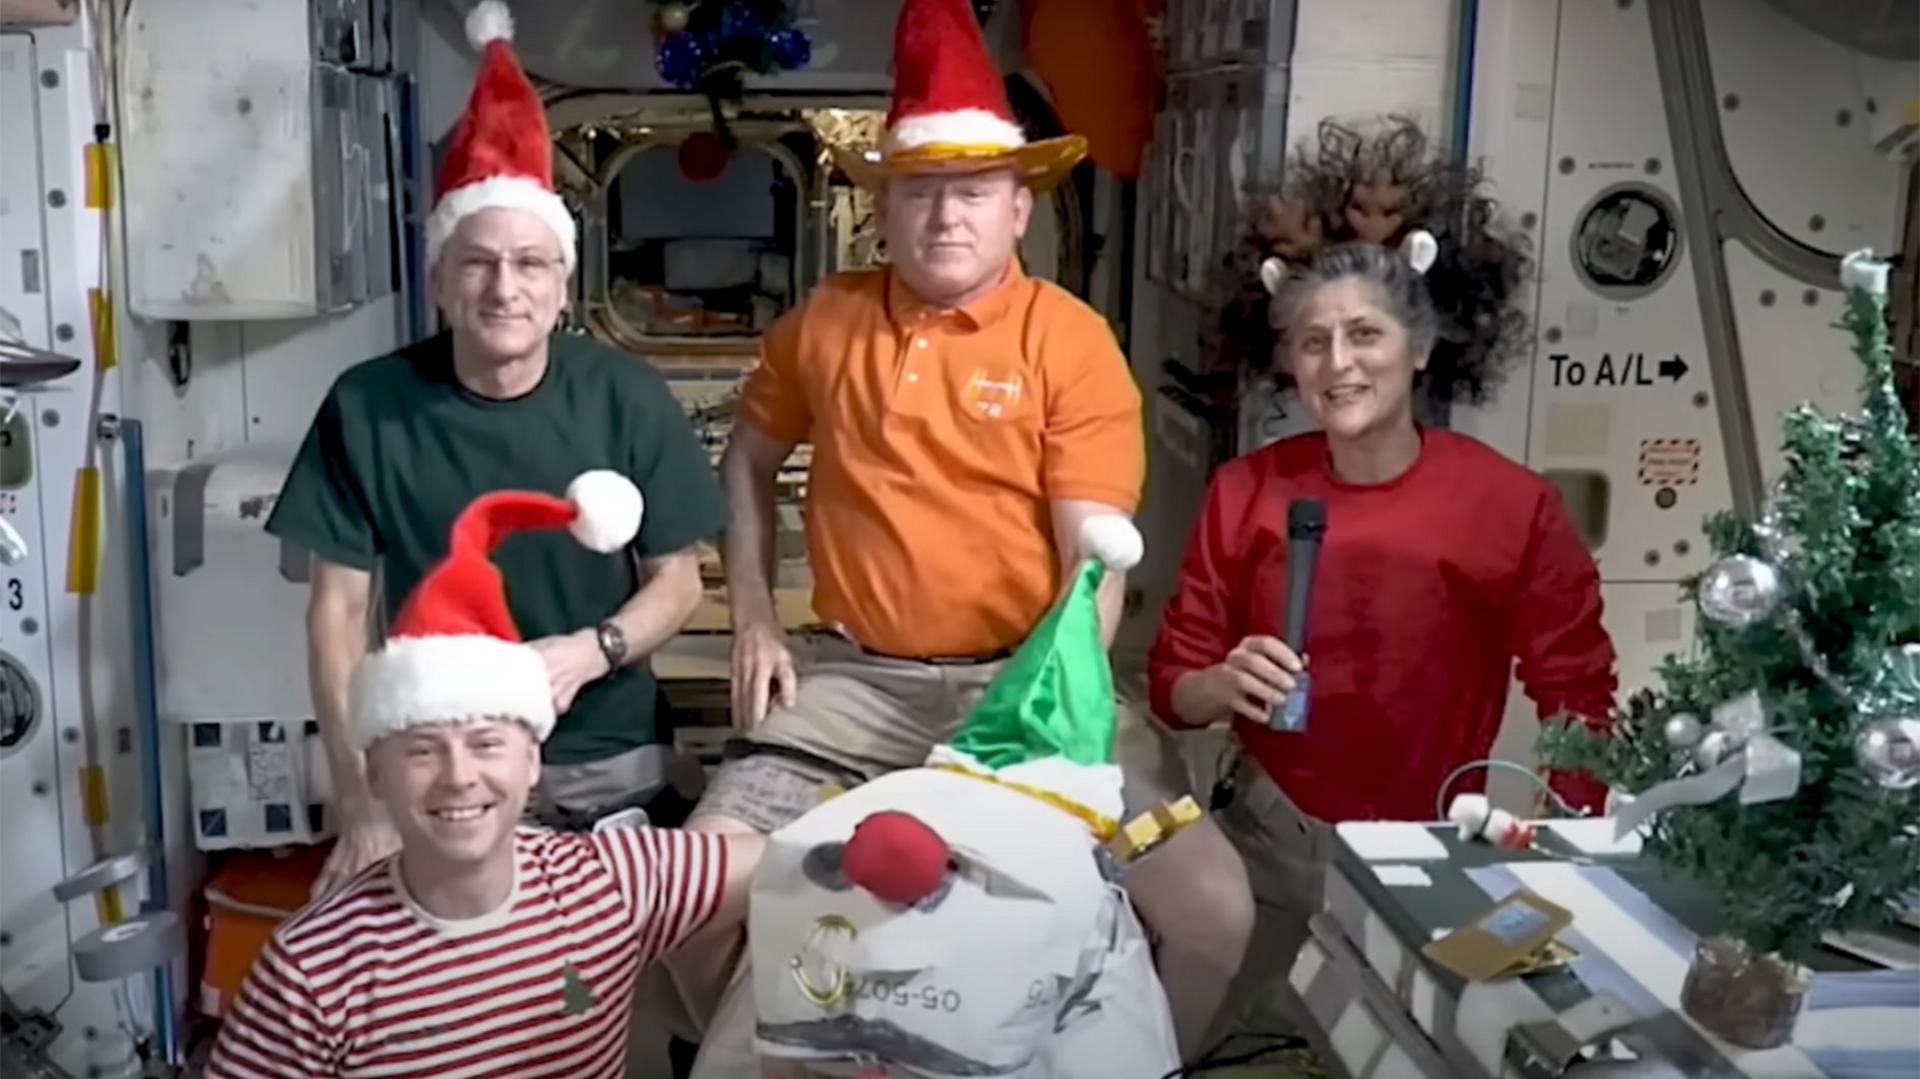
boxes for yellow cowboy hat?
[830,0,1087,193]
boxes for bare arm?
[1050,498,1129,649]
[306,557,396,898]
[707,833,767,936]
[604,546,705,663]
[720,423,798,630]
[533,545,712,710]
[720,422,803,727]
[307,558,373,812]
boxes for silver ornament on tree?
[1698,555,1783,628]
[1854,718,1920,791]
[657,2,690,31]
[1664,712,1704,748]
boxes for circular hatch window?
[1572,183,1684,300]
[0,651,42,756]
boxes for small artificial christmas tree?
[1540,250,1920,1049]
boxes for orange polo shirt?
[739,264,1145,658]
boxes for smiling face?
[368,719,539,868]
[431,207,570,363]
[881,169,1032,307]
[1284,275,1428,443]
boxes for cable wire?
[1160,1032,1312,1078]
[1433,758,1588,823]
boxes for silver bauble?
[1698,555,1783,628]
[1854,718,1920,791]
[1664,712,1704,748]
[658,3,691,31]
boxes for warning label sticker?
[1638,438,1701,487]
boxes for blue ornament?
[768,27,811,70]
[656,31,705,89]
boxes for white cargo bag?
[750,768,1124,1076]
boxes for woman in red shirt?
[1130,239,1617,1051]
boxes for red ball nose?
[840,811,951,906]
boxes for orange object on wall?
[199,845,330,1017]
[1022,0,1164,178]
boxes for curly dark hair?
[1218,116,1533,405]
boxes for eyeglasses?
[452,254,565,283]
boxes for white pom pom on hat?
[1078,515,1144,572]
[567,470,644,553]
[466,0,515,48]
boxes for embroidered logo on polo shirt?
[963,370,1024,419]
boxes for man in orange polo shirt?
[690,11,1141,839]
[672,0,1146,1071]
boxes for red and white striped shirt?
[207,826,726,1078]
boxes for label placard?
[1637,438,1701,487]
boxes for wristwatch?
[594,621,627,674]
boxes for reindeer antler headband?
[1220,116,1532,406]
[1257,229,1439,299]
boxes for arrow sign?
[1659,355,1688,382]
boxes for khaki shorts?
[1211,755,1334,1037]
[690,635,1181,833]
[689,636,1008,832]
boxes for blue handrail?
[118,418,177,1066]
[1452,0,1479,167]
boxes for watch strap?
[595,621,626,672]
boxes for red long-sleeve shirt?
[1148,430,1617,823]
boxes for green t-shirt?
[266,331,726,765]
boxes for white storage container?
[182,718,334,850]
[150,443,334,849]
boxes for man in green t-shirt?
[269,21,725,897]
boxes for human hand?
[313,798,401,900]
[529,630,611,714]
[730,621,798,730]
[1178,635,1307,727]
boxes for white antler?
[1258,256,1288,297]
[1401,229,1438,275]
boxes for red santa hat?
[348,471,643,750]
[425,1,577,272]
[832,0,1085,190]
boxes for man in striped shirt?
[208,475,763,1078]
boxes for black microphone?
[1271,498,1326,732]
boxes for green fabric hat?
[926,516,1144,824]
